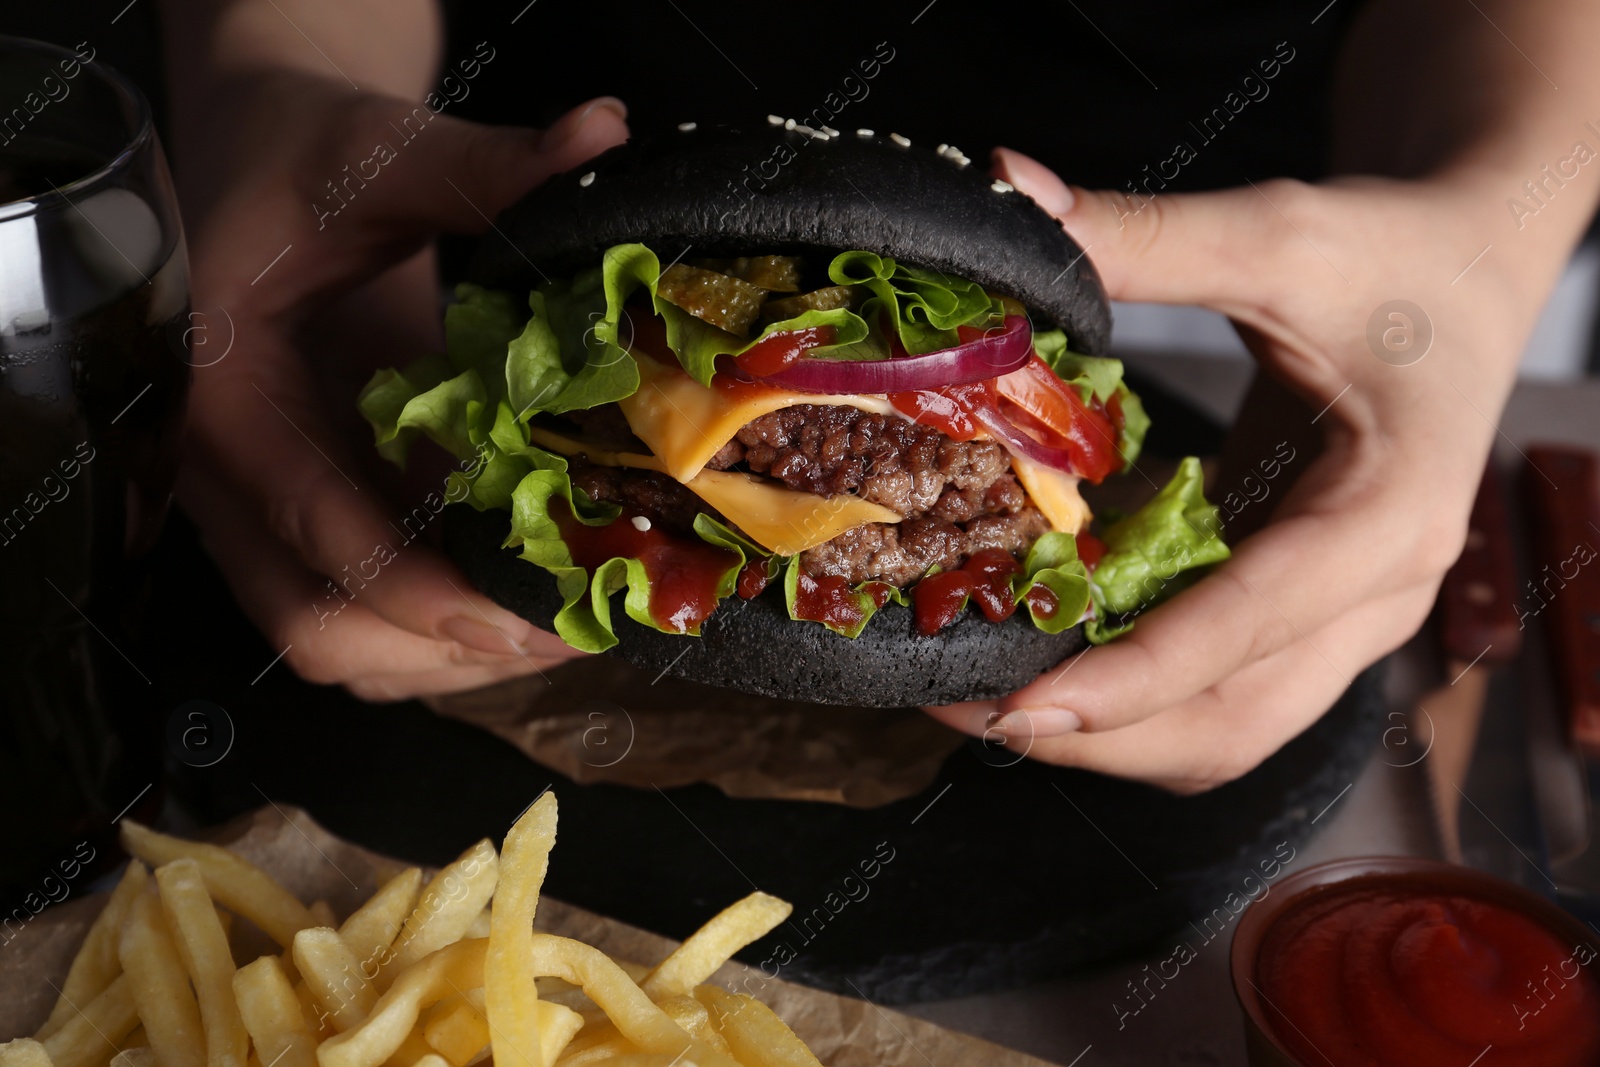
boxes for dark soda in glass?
[0,39,190,916]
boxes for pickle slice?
[758,285,858,323]
[656,264,767,336]
[691,255,802,292]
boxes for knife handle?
[1524,446,1600,760]
[1440,463,1522,665]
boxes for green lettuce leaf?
[1033,328,1150,467]
[828,250,1001,355]
[503,467,756,652]
[1116,390,1151,469]
[506,288,639,418]
[694,514,779,586]
[782,557,908,639]
[1084,617,1137,644]
[357,355,479,467]
[1089,456,1230,627]
[595,243,875,386]
[445,284,527,382]
[1013,532,1092,634]
[443,401,569,512]
[782,533,1090,639]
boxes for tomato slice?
[995,356,1123,482]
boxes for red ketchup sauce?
[733,325,836,377]
[887,388,982,441]
[910,549,1036,636]
[1023,584,1060,621]
[1075,531,1106,570]
[735,559,770,599]
[554,503,737,634]
[1257,886,1600,1067]
[792,572,892,632]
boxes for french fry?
[36,863,148,1040]
[56,795,826,1067]
[339,869,421,970]
[292,979,323,1036]
[232,957,318,1067]
[656,996,724,1048]
[487,794,556,1067]
[0,1038,54,1067]
[525,936,738,1067]
[121,822,316,948]
[293,928,376,1032]
[39,974,139,1067]
[695,985,821,1067]
[462,908,491,942]
[555,996,725,1067]
[420,997,485,1066]
[156,860,250,1067]
[118,893,203,1067]
[381,843,497,982]
[317,939,486,1067]
[385,1028,439,1067]
[640,893,791,1000]
[532,1002,584,1066]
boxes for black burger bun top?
[470,122,1113,355]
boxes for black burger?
[359,121,1229,706]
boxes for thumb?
[358,96,630,233]
[993,146,1279,310]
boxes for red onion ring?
[969,396,1083,475]
[754,316,1032,393]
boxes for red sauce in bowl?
[1256,884,1600,1067]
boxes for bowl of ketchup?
[1230,857,1600,1067]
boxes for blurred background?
[17,0,1597,382]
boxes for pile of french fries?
[1,794,821,1067]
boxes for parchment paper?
[0,805,1052,1067]
[428,658,964,808]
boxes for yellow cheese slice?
[679,470,901,556]
[616,357,894,483]
[525,426,901,555]
[526,426,665,472]
[1011,453,1090,534]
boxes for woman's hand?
[173,69,628,700]
[925,150,1570,792]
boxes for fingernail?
[541,96,628,151]
[441,615,527,656]
[997,707,1082,738]
[992,148,1074,217]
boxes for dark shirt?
[437,0,1358,191]
[13,1,1359,195]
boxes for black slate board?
[145,369,1385,1003]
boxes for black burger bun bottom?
[446,504,1088,708]
[470,123,1112,356]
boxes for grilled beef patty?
[559,403,1052,586]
